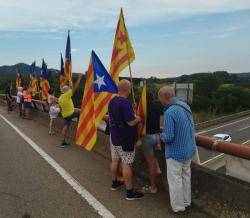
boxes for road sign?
[172,83,193,104]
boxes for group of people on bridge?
[5,75,196,214]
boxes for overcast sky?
[0,0,250,78]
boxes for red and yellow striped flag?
[40,59,50,100]
[59,53,67,90]
[40,78,50,100]
[110,8,135,83]
[16,68,21,90]
[76,51,118,151]
[75,60,97,151]
[136,83,147,145]
[88,8,135,133]
[30,75,38,97]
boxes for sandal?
[141,185,157,194]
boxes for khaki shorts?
[110,141,135,165]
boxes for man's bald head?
[158,85,175,106]
[118,79,132,98]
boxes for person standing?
[58,74,82,147]
[47,89,58,135]
[49,98,60,136]
[158,86,196,214]
[108,79,143,200]
[22,86,32,119]
[141,91,164,194]
[47,89,55,107]
[16,87,24,116]
[5,84,13,113]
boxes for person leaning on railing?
[58,74,82,147]
[108,79,144,200]
[158,85,196,214]
[22,86,32,119]
[141,91,164,194]
[16,87,24,117]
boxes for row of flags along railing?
[14,8,147,151]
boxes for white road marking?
[197,117,250,134]
[239,125,250,132]
[200,154,224,166]
[243,140,250,145]
[0,114,114,218]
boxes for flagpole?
[121,8,136,104]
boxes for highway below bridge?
[0,105,249,217]
[197,115,250,167]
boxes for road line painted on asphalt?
[239,125,250,132]
[200,154,224,166]
[0,114,115,218]
[243,140,250,145]
[197,117,250,135]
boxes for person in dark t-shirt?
[5,83,13,113]
[108,79,144,200]
[141,91,164,194]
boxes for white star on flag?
[94,74,106,90]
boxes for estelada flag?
[59,53,67,90]
[75,51,118,151]
[64,30,72,87]
[16,67,21,90]
[136,83,147,145]
[40,59,50,100]
[29,61,38,97]
[110,8,135,83]
[91,8,136,129]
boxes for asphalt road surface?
[197,116,250,163]
[0,106,208,218]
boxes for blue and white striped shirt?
[160,99,196,162]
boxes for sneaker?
[111,181,124,191]
[61,140,69,147]
[126,190,144,201]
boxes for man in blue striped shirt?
[158,86,196,214]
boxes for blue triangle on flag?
[91,50,118,94]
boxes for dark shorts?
[142,134,160,157]
[63,110,80,127]
[23,102,32,109]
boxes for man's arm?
[127,116,141,127]
[72,74,83,94]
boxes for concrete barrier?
[1,98,250,217]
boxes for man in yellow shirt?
[58,74,82,147]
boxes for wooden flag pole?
[121,8,136,104]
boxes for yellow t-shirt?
[58,90,74,118]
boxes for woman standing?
[22,86,32,119]
[141,91,164,194]
[16,87,23,116]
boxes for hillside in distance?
[0,63,249,81]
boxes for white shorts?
[110,142,135,165]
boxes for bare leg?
[117,162,124,182]
[145,156,161,192]
[122,164,133,190]
[61,125,69,143]
[49,119,53,134]
[111,158,120,181]
[26,109,30,119]
[19,104,22,116]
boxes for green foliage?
[0,63,250,115]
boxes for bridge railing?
[1,94,249,161]
[0,94,250,216]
